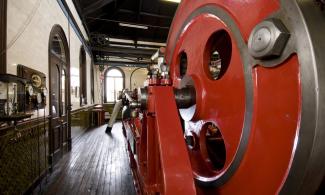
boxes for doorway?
[48,25,71,168]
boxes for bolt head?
[248,18,290,59]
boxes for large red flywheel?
[165,0,325,194]
[119,0,325,194]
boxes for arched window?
[104,68,124,102]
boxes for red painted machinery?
[120,0,325,194]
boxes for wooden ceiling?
[73,0,178,66]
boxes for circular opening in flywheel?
[179,51,188,78]
[185,134,195,148]
[201,122,226,171]
[204,30,232,80]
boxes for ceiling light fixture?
[137,41,166,47]
[119,23,148,29]
[110,44,135,48]
[163,0,181,3]
[137,46,159,50]
[109,38,134,44]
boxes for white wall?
[93,65,102,104]
[6,0,94,115]
[122,67,148,90]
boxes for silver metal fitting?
[137,87,148,109]
[129,101,141,109]
[248,18,290,59]
[174,87,196,109]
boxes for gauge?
[37,93,42,104]
[26,85,34,95]
[31,74,42,88]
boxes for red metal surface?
[166,0,300,194]
[153,87,196,194]
[159,78,172,86]
[123,86,196,194]
[123,0,303,194]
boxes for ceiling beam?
[91,40,161,49]
[92,46,156,56]
[119,9,173,19]
[83,0,114,15]
[101,63,148,68]
[94,52,152,59]
[91,33,167,44]
[86,17,170,29]
[95,60,151,66]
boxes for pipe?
[106,100,123,133]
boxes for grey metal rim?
[278,0,325,194]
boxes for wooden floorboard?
[34,123,136,195]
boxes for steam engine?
[116,0,325,194]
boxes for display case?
[0,74,33,126]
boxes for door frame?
[48,25,71,168]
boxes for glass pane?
[51,34,66,62]
[106,77,115,102]
[51,65,60,117]
[61,69,66,115]
[115,77,123,101]
[106,69,123,77]
[105,68,124,102]
[70,67,80,108]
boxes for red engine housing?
[122,0,325,194]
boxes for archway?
[48,25,71,167]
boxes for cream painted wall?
[6,0,94,115]
[93,65,102,104]
[122,67,148,90]
[86,51,92,104]
[68,31,92,110]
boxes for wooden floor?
[34,123,136,195]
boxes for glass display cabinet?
[0,74,33,126]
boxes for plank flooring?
[34,123,136,195]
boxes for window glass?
[105,68,123,102]
[51,34,66,61]
[106,69,123,77]
[61,69,66,115]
